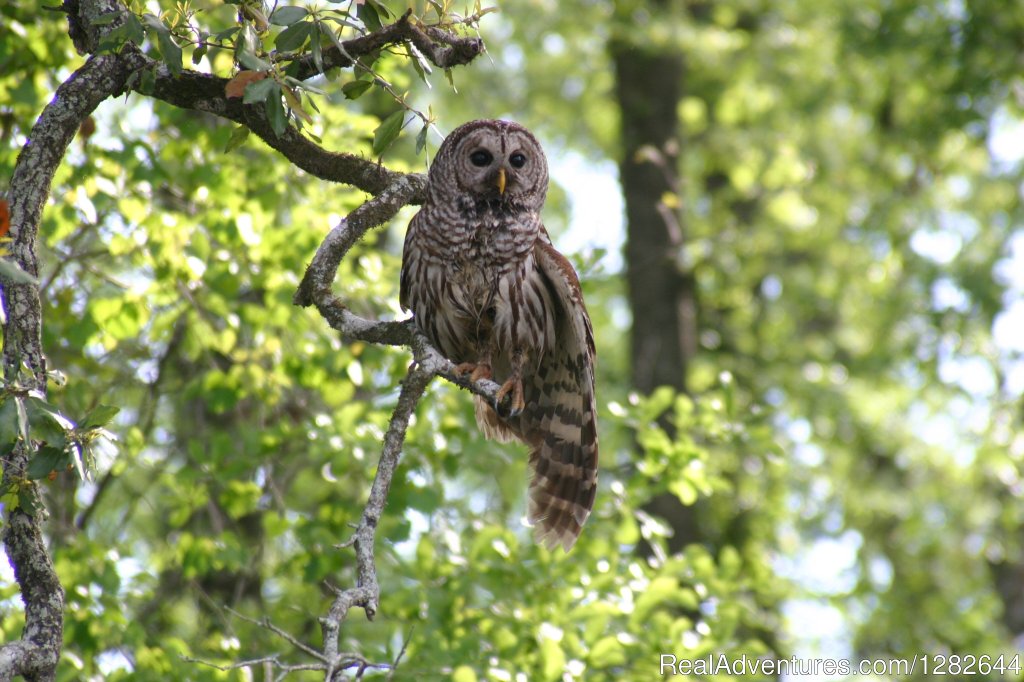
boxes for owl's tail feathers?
[475,393,599,552]
[526,411,599,552]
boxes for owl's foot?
[495,376,525,418]
[454,362,493,383]
[494,350,526,417]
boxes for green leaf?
[366,0,395,20]
[270,6,308,26]
[97,17,143,53]
[140,13,165,32]
[342,79,372,100]
[409,52,428,85]
[274,21,309,52]
[265,85,287,137]
[588,636,627,668]
[125,14,146,46]
[243,77,276,104]
[224,124,251,152]
[0,398,19,448]
[17,487,41,516]
[213,26,240,42]
[639,385,676,422]
[237,49,271,71]
[310,24,324,73]
[408,44,432,84]
[404,484,441,513]
[26,398,72,448]
[81,405,120,430]
[372,110,405,156]
[668,477,698,505]
[451,666,477,682]
[138,65,156,94]
[415,124,429,155]
[27,446,65,480]
[0,259,38,286]
[157,31,183,75]
[192,44,207,65]
[219,480,261,518]
[539,635,566,681]
[357,2,382,32]
[15,397,28,445]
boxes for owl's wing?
[398,213,422,312]
[522,239,599,551]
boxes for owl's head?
[430,119,549,209]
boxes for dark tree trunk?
[611,40,701,553]
[613,48,695,396]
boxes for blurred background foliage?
[2,0,1024,679]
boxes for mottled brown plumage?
[400,119,598,551]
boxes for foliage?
[2,0,1024,680]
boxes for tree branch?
[290,9,484,81]
[136,60,411,196]
[66,3,484,197]
[0,45,135,682]
[287,179,508,679]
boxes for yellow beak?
[496,168,507,195]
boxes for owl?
[400,119,598,551]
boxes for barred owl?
[400,119,598,551]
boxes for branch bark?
[0,46,136,682]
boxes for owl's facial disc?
[447,123,547,205]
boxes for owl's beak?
[496,168,507,195]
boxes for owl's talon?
[495,377,525,417]
[453,362,476,376]
[454,362,493,383]
[470,364,493,383]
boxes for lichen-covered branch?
[0,45,134,682]
[291,9,484,81]
[61,2,484,197]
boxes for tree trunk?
[611,39,700,553]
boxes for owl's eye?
[469,150,493,167]
[509,152,527,169]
